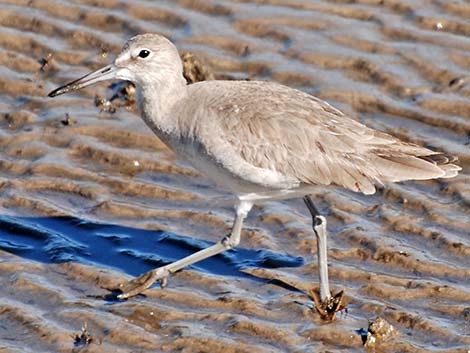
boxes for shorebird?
[48,34,460,316]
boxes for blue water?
[0,215,304,279]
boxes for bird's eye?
[138,49,151,58]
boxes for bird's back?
[171,80,460,196]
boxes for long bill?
[48,64,118,97]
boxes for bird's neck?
[136,74,187,140]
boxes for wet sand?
[0,0,469,352]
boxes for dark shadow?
[0,215,304,282]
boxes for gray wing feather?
[184,80,459,195]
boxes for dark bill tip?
[47,64,117,98]
[47,78,84,98]
[48,87,67,97]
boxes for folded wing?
[190,81,460,195]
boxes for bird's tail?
[372,151,461,183]
[417,154,461,178]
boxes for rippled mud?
[0,1,469,352]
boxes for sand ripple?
[0,0,469,352]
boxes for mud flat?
[0,0,469,352]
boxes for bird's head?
[48,33,183,97]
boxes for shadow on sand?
[0,215,304,283]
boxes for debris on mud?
[361,316,396,351]
[180,51,215,84]
[94,80,136,113]
[73,322,94,346]
[61,113,76,126]
[38,53,58,74]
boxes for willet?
[48,34,461,315]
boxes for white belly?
[172,138,312,201]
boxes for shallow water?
[0,0,469,352]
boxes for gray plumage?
[48,33,461,301]
[172,80,459,196]
[50,33,460,198]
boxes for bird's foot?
[116,267,170,299]
[308,289,347,321]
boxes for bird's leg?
[116,201,253,299]
[303,195,345,320]
[303,195,331,301]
